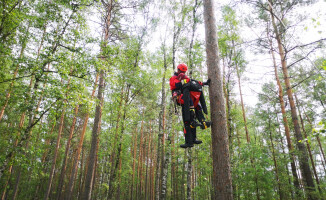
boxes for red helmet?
[177,63,188,72]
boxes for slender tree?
[268,0,317,198]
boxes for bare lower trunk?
[203,0,233,199]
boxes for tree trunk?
[145,126,152,200]
[81,70,105,200]
[43,105,66,200]
[0,25,30,122]
[107,87,125,198]
[267,27,301,193]
[137,118,145,199]
[268,1,317,198]
[155,52,167,200]
[130,126,138,200]
[65,74,99,200]
[234,53,250,143]
[108,85,130,199]
[186,148,192,200]
[203,0,233,199]
[222,59,232,141]
[56,104,80,200]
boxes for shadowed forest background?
[0,0,326,199]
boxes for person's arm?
[170,75,182,90]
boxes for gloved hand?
[203,79,211,86]
[177,73,189,81]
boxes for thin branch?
[287,38,326,53]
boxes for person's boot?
[200,121,211,130]
[189,108,201,128]
[192,128,202,144]
[195,108,211,129]
[180,125,194,148]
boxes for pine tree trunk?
[56,104,80,199]
[203,0,233,199]
[65,74,99,200]
[44,70,76,200]
[268,28,301,193]
[268,1,317,198]
[43,103,67,200]
[81,70,105,200]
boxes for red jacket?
[169,72,190,91]
[169,72,203,107]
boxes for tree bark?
[203,0,233,199]
[155,50,167,200]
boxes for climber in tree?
[169,63,211,148]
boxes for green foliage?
[1,0,325,199]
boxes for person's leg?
[195,105,211,129]
[180,122,194,148]
[180,105,194,148]
[191,127,202,144]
